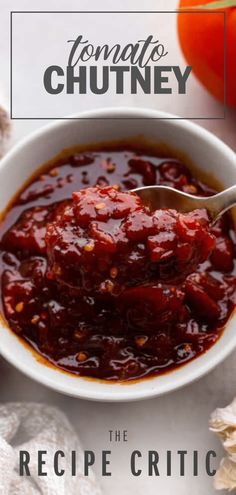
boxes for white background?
[1,0,236,494]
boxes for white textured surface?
[0,0,236,494]
[0,403,101,494]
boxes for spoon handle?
[204,185,236,221]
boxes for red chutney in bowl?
[0,147,236,381]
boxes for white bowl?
[0,107,236,402]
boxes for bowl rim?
[1,106,236,168]
[0,106,236,402]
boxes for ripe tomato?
[178,0,236,108]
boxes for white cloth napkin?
[0,90,10,156]
[0,403,102,495]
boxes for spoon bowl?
[133,184,236,222]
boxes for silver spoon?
[133,184,236,223]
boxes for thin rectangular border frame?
[10,10,227,120]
